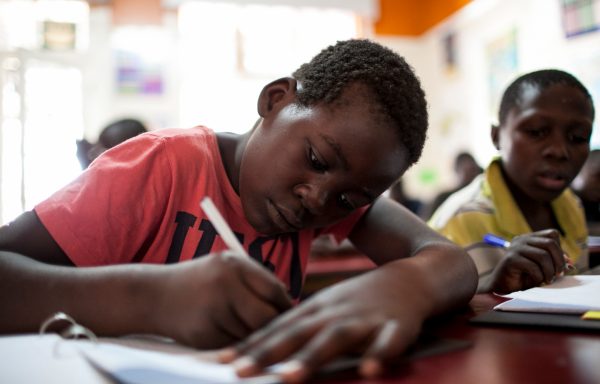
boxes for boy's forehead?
[311,104,407,180]
[512,83,593,119]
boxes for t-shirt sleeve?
[35,134,173,266]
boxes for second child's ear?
[257,77,297,118]
[491,124,500,150]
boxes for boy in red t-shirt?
[0,39,477,382]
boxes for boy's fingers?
[233,299,319,355]
[528,229,566,273]
[360,320,414,378]
[512,235,564,282]
[516,245,554,284]
[533,228,560,240]
[227,284,286,337]
[529,235,566,277]
[233,316,324,377]
[228,253,293,312]
[275,319,375,382]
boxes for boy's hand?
[487,229,567,293]
[153,251,292,349]
[218,263,428,382]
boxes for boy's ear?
[491,124,500,150]
[257,77,297,118]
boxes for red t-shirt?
[35,126,366,299]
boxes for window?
[0,0,88,224]
[177,1,362,133]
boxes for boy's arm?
[0,211,291,345]
[222,197,477,381]
[351,197,478,314]
[0,211,152,334]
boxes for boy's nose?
[294,183,329,216]
[544,136,569,160]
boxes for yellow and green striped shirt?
[429,159,588,275]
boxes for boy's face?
[492,83,593,203]
[239,82,407,235]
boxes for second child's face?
[240,84,407,235]
[494,83,593,203]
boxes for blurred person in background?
[76,118,148,169]
[423,151,482,219]
[388,178,424,217]
[571,149,600,236]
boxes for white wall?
[379,0,600,200]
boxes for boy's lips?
[267,200,302,232]
[536,171,568,190]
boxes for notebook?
[470,275,600,332]
[493,275,600,314]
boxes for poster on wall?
[115,49,163,95]
[561,0,600,38]
[485,28,519,123]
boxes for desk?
[317,294,600,384]
[2,294,600,383]
[303,252,375,298]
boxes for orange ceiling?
[375,0,472,36]
[91,0,472,32]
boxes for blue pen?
[483,233,511,248]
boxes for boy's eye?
[567,128,591,144]
[569,134,590,144]
[309,148,327,172]
[338,194,355,211]
[526,127,547,138]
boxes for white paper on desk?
[0,334,112,384]
[588,236,600,247]
[494,275,600,314]
[80,342,281,384]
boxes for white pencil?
[200,196,249,258]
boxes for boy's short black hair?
[498,69,595,126]
[292,39,428,167]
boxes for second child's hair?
[292,39,428,167]
[498,69,595,126]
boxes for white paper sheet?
[81,342,281,384]
[494,275,600,313]
[0,334,280,384]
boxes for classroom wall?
[380,0,600,200]
[78,0,600,198]
[83,7,180,139]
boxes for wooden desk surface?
[316,294,600,384]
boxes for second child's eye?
[309,148,327,172]
[567,127,591,144]
[568,133,590,144]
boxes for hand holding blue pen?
[477,231,576,293]
[483,232,574,271]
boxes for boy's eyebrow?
[319,133,376,200]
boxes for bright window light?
[177,1,359,133]
[0,0,89,51]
